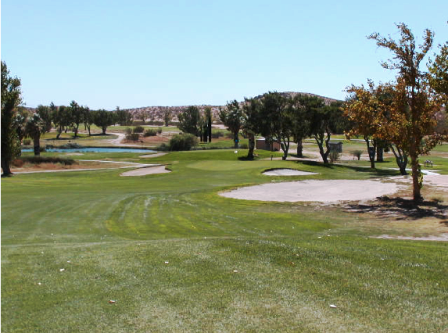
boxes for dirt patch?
[374,234,448,242]
[263,169,317,176]
[120,165,170,176]
[220,179,401,203]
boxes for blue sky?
[2,0,447,109]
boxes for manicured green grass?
[2,149,448,332]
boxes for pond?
[22,147,156,153]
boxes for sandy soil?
[374,234,448,242]
[220,179,401,203]
[120,165,170,176]
[262,169,318,176]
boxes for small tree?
[36,105,52,133]
[369,23,446,201]
[163,109,172,127]
[81,106,93,136]
[178,106,200,137]
[69,100,82,137]
[220,100,242,148]
[308,101,344,164]
[242,97,263,159]
[93,109,116,134]
[25,113,46,156]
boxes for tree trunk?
[365,137,375,169]
[56,126,62,139]
[234,132,239,149]
[315,133,330,164]
[102,127,107,135]
[208,117,212,142]
[87,125,91,136]
[74,125,79,138]
[296,138,303,158]
[33,134,41,156]
[390,145,408,175]
[376,146,384,162]
[410,147,423,202]
[281,136,290,160]
[1,158,12,176]
[247,132,255,159]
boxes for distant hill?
[125,91,341,122]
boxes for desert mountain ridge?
[124,91,341,121]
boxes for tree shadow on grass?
[299,160,399,177]
[343,196,448,222]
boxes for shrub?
[125,128,132,135]
[126,133,140,141]
[329,150,340,163]
[157,143,169,151]
[351,150,363,160]
[133,126,145,134]
[14,156,77,166]
[157,127,163,134]
[169,133,198,151]
[59,143,82,149]
[143,129,157,137]
[22,139,31,145]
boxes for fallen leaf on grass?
[109,300,116,304]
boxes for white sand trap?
[220,180,400,203]
[121,166,170,176]
[263,168,317,176]
[423,175,448,189]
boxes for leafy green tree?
[178,106,200,137]
[308,101,344,164]
[116,106,133,126]
[93,109,116,134]
[36,105,52,133]
[81,106,93,136]
[242,97,263,159]
[1,61,22,176]
[220,100,242,148]
[25,113,46,156]
[289,95,317,157]
[259,92,293,160]
[369,23,446,201]
[70,100,82,137]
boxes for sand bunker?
[121,165,170,176]
[220,179,400,203]
[263,169,317,176]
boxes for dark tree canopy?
[1,61,22,176]
[178,106,200,137]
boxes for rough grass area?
[2,149,448,332]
